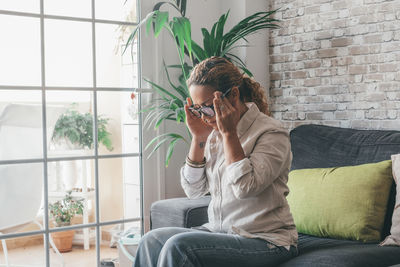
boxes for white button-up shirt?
[181,102,298,249]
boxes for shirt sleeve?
[183,164,204,183]
[225,129,291,199]
[180,163,209,199]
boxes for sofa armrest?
[150,196,211,230]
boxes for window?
[0,1,147,265]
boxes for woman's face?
[189,84,219,130]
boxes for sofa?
[150,124,400,266]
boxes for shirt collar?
[236,102,260,138]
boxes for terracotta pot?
[51,230,75,253]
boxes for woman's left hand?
[213,91,241,136]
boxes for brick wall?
[268,0,400,131]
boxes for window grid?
[0,0,143,266]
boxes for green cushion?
[287,160,393,242]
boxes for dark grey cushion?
[150,196,210,229]
[280,234,400,267]
[290,124,400,170]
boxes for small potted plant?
[49,191,84,252]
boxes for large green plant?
[126,0,279,166]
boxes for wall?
[269,0,400,131]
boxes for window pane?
[99,157,141,222]
[0,90,44,160]
[0,15,41,86]
[47,90,94,158]
[97,91,140,155]
[100,221,141,266]
[96,23,139,88]
[44,0,91,18]
[96,0,137,23]
[45,19,93,87]
[48,159,96,232]
[0,234,45,265]
[49,227,97,265]
[0,0,39,13]
[0,163,44,235]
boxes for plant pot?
[51,230,75,253]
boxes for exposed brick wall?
[268,0,400,131]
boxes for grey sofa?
[150,124,400,267]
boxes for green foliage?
[125,0,280,166]
[191,10,280,76]
[49,191,84,227]
[52,107,113,151]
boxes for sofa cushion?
[290,124,400,239]
[280,245,400,267]
[150,196,210,229]
[289,124,400,170]
[287,160,393,242]
[280,234,400,267]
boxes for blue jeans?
[133,227,298,267]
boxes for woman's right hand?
[184,97,213,139]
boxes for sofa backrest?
[289,124,400,240]
[290,124,400,170]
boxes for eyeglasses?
[188,88,232,118]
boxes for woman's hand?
[184,97,213,139]
[213,92,241,136]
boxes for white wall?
[140,0,270,220]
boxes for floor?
[0,244,119,267]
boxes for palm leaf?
[144,78,180,101]
[165,138,179,167]
[201,28,212,57]
[146,137,170,158]
[153,1,180,13]
[123,11,155,54]
[191,40,207,62]
[154,11,169,37]
[170,17,192,63]
[180,0,187,17]
[163,60,188,100]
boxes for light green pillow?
[287,160,393,242]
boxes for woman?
[134,57,298,267]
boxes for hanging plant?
[52,106,113,151]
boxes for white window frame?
[0,1,148,266]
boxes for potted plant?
[51,106,114,189]
[49,191,84,252]
[125,0,280,166]
[52,106,113,151]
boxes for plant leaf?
[165,138,179,167]
[180,0,187,17]
[162,60,188,100]
[201,28,211,57]
[153,1,181,13]
[154,11,169,37]
[146,137,169,158]
[153,1,168,11]
[144,78,179,101]
[123,11,155,54]
[191,40,207,61]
